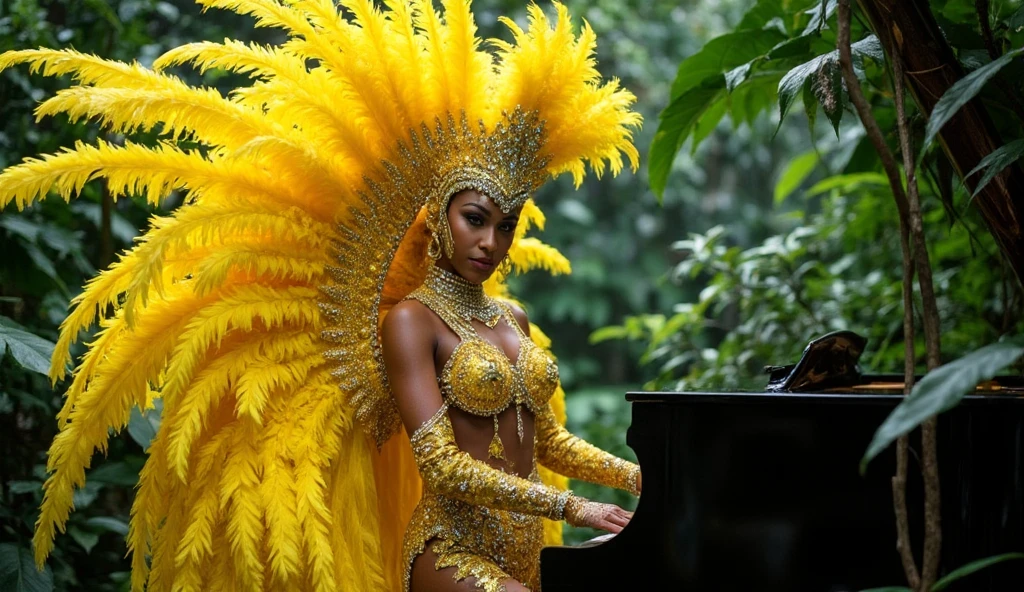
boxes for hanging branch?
[892,50,944,591]
[837,1,948,589]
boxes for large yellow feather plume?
[0,1,640,590]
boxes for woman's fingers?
[600,518,624,534]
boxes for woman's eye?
[499,223,515,233]
[465,214,483,226]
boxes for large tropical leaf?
[931,553,1024,591]
[861,337,1024,472]
[963,138,1024,198]
[919,47,1024,163]
[0,544,53,592]
[0,316,55,375]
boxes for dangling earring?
[498,254,513,277]
[427,233,442,260]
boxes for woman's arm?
[535,405,641,495]
[382,300,629,530]
[506,305,641,496]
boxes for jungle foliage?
[600,0,1024,393]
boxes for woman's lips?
[469,258,494,271]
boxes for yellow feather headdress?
[0,1,640,590]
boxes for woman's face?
[439,189,520,284]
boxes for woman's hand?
[564,497,633,534]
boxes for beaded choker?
[423,265,504,328]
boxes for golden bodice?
[405,267,559,418]
[437,311,558,416]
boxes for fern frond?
[197,0,314,35]
[128,425,171,591]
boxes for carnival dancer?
[0,1,642,590]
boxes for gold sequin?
[406,266,558,418]
[403,405,568,592]
[535,406,641,496]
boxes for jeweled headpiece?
[417,109,549,259]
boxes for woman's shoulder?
[504,301,530,336]
[382,299,437,343]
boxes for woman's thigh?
[409,542,530,592]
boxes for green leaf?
[768,34,815,60]
[690,93,729,151]
[931,552,1024,591]
[774,150,819,204]
[127,401,162,451]
[82,0,124,32]
[964,138,1024,198]
[589,326,630,344]
[0,543,53,592]
[919,47,1024,164]
[732,71,785,127]
[777,35,879,126]
[649,78,726,197]
[812,59,844,137]
[72,481,101,509]
[88,461,142,487]
[669,29,786,100]
[84,517,129,536]
[803,0,837,35]
[737,0,784,30]
[7,481,41,495]
[806,172,888,196]
[1008,6,1024,33]
[0,316,55,375]
[802,78,818,133]
[861,337,1024,472]
[725,63,752,92]
[69,527,100,554]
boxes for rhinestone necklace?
[423,265,504,328]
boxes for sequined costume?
[398,266,640,591]
[0,1,642,591]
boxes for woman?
[2,1,643,590]
[383,188,640,592]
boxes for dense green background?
[0,0,1022,588]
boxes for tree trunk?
[857,0,1024,285]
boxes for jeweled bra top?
[406,266,559,435]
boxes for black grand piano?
[541,332,1024,591]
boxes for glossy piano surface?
[540,390,1024,591]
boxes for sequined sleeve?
[410,405,572,521]
[535,404,640,495]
